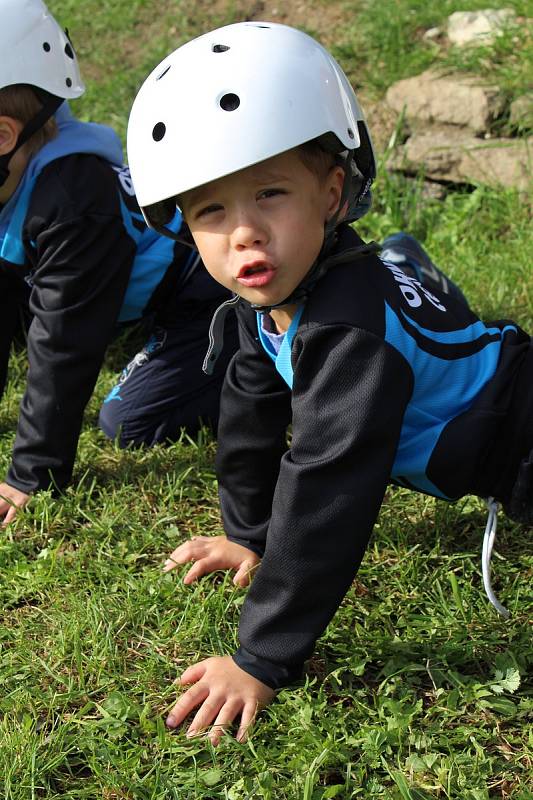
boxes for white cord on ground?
[482,497,510,619]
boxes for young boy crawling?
[0,0,236,526]
[127,22,533,744]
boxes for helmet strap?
[0,91,63,188]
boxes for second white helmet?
[0,0,84,99]
[127,21,375,231]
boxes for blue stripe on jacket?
[0,103,182,323]
[254,299,511,501]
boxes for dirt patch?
[203,0,347,47]
[115,0,350,71]
[116,0,393,154]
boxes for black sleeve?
[230,325,413,688]
[6,158,135,493]
[216,309,292,557]
[0,269,29,399]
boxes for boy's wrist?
[232,646,303,690]
[3,471,36,495]
[226,535,265,558]
[5,464,51,496]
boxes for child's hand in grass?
[0,482,30,526]
[166,655,275,745]
[163,535,260,586]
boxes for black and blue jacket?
[0,104,199,492]
[215,224,532,689]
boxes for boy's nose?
[230,213,268,250]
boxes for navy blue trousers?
[99,267,239,446]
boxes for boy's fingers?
[236,701,258,742]
[186,696,225,738]
[163,544,195,570]
[208,700,242,745]
[183,558,213,585]
[166,683,209,728]
[233,560,257,587]
[163,538,211,572]
[2,506,18,527]
[0,499,12,518]
[179,660,208,685]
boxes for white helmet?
[127,21,375,234]
[0,0,84,99]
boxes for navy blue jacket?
[214,224,532,689]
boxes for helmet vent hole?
[43,42,51,52]
[156,65,171,80]
[66,78,72,88]
[220,93,240,112]
[152,122,166,142]
[212,44,230,53]
[347,128,355,139]
[64,43,74,59]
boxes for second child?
[0,0,237,524]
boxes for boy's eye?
[258,188,286,200]
[195,203,223,219]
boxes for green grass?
[1,1,532,798]
[334,0,532,101]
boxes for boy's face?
[181,149,344,309]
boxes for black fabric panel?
[217,306,292,557]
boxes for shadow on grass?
[75,436,216,491]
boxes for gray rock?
[447,9,516,47]
[510,94,533,131]
[388,125,532,191]
[386,70,505,134]
[410,179,448,200]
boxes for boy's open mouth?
[237,261,276,288]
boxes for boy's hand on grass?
[163,535,260,587]
[166,655,275,745]
[0,482,30,526]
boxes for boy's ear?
[326,165,346,221]
[0,117,23,156]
